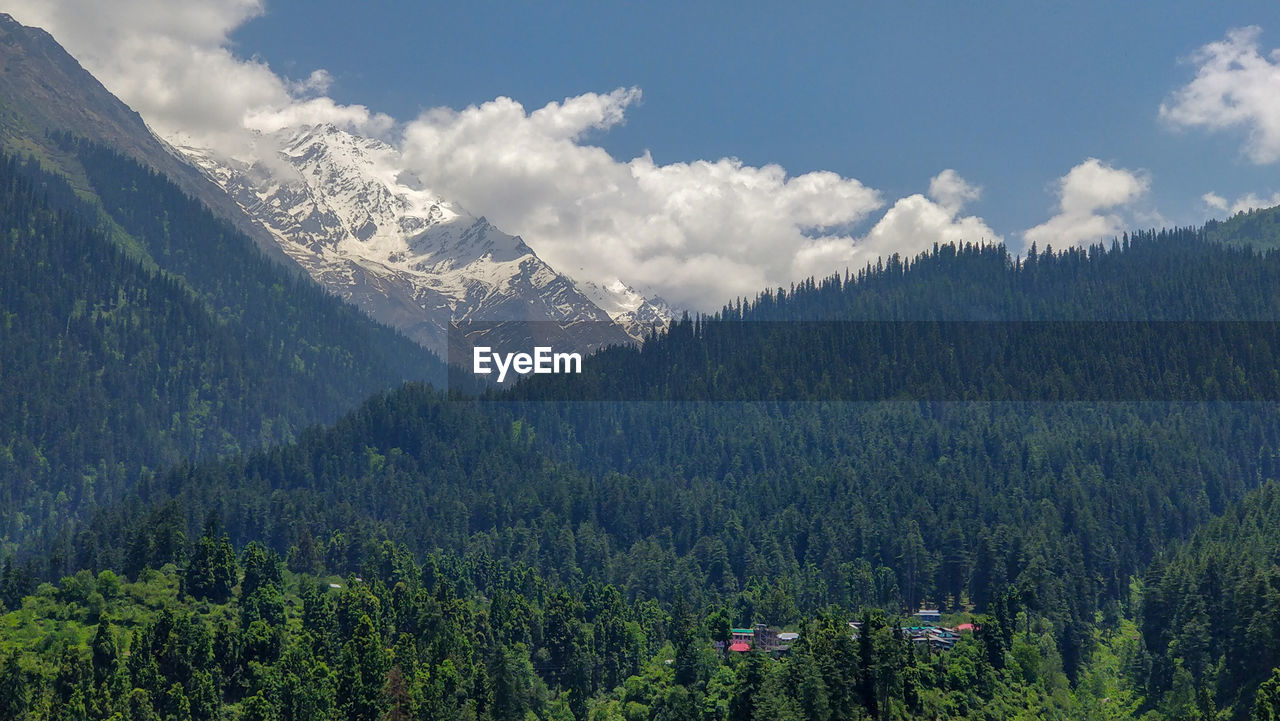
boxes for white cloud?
[1024,159,1148,249]
[288,69,334,96]
[1202,192,1229,212]
[1161,26,1280,164]
[401,90,903,309]
[844,172,999,267]
[928,169,981,214]
[402,95,1006,308]
[1203,190,1280,216]
[5,0,391,158]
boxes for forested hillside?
[0,148,443,556]
[1140,480,1280,719]
[11,228,1278,693]
[8,186,1280,718]
[724,230,1280,322]
[0,12,299,268]
[0,532,1133,721]
[72,394,1280,688]
[503,231,1280,402]
[1206,205,1280,252]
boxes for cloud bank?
[402,91,1004,308]
[1161,26,1280,164]
[1023,159,1148,249]
[8,0,1007,310]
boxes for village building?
[722,625,799,653]
[913,608,942,623]
[754,623,779,650]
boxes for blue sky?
[226,1,1280,233]
[11,1,1280,308]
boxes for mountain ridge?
[0,12,302,271]
[178,122,671,356]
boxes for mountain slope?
[577,278,675,342]
[47,229,1280,686]
[1140,479,1280,718]
[0,138,447,552]
[0,532,1104,721]
[501,231,1280,402]
[1205,204,1280,252]
[0,12,296,270]
[179,124,663,355]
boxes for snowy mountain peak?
[177,123,649,357]
[577,278,675,340]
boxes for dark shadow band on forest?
[452,321,1280,401]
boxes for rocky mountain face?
[578,279,676,342]
[178,123,670,357]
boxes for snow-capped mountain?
[577,279,674,341]
[178,123,668,359]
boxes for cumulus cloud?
[9,0,1004,311]
[401,90,902,309]
[1161,26,1280,164]
[844,172,999,267]
[1023,159,1148,249]
[1202,192,1229,211]
[5,0,391,157]
[1203,190,1280,216]
[928,169,982,214]
[288,69,334,96]
[401,93,1006,309]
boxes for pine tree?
[1254,668,1280,721]
[241,541,283,599]
[669,596,700,688]
[184,532,237,603]
[338,614,389,721]
[729,652,768,721]
[0,654,30,721]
